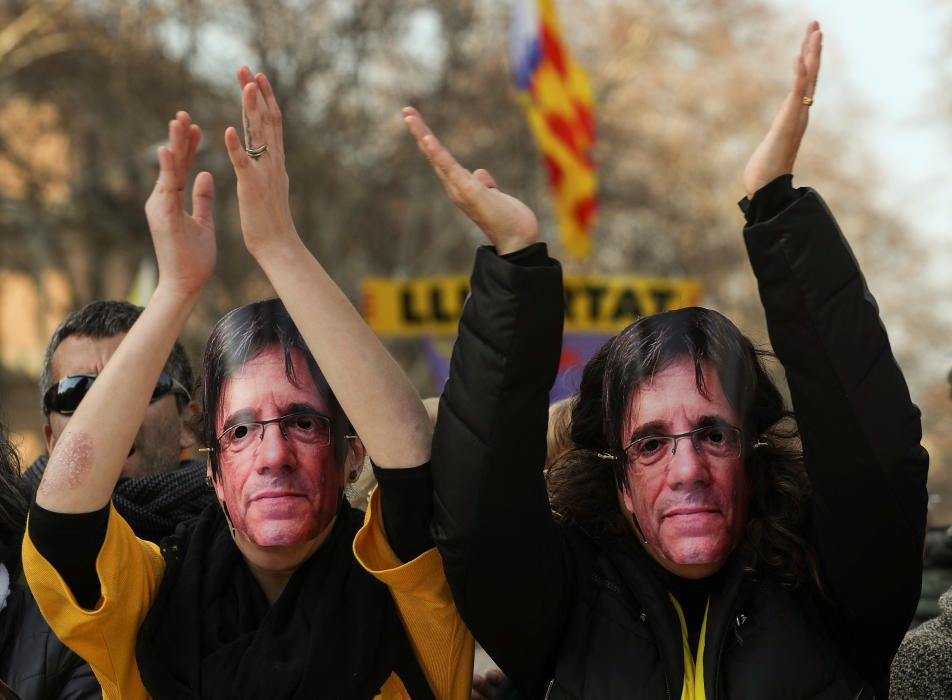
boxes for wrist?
[151,282,203,314]
[250,229,308,269]
[496,233,539,256]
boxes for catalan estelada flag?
[510,0,598,259]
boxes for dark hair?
[40,300,194,413]
[201,299,349,480]
[0,421,28,575]
[547,307,820,591]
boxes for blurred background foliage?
[0,0,950,520]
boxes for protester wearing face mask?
[22,70,472,700]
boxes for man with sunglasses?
[21,300,215,543]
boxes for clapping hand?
[144,111,216,299]
[742,21,822,198]
[403,107,538,255]
[224,67,297,261]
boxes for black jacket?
[430,188,929,699]
[0,583,100,700]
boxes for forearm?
[27,503,108,609]
[743,189,928,650]
[253,236,432,468]
[432,244,570,691]
[373,462,433,562]
[36,287,199,512]
[744,188,926,495]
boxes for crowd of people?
[0,21,944,700]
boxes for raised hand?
[403,107,538,255]
[742,21,822,198]
[144,111,216,300]
[224,67,296,261]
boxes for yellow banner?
[362,274,701,337]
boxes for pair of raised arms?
[36,23,820,515]
[406,21,821,252]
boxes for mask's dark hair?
[0,421,28,575]
[201,299,349,480]
[547,307,820,591]
[41,300,193,414]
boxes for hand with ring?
[742,21,822,199]
[224,66,297,261]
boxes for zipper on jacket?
[544,679,554,699]
[733,614,748,647]
[712,610,747,699]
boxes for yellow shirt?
[669,594,709,700]
[23,490,473,700]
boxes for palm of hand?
[173,208,216,288]
[403,108,539,254]
[235,167,294,257]
[146,192,216,296]
[144,114,217,297]
[470,186,539,254]
[742,103,808,197]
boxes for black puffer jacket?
[430,186,928,699]
[0,583,100,700]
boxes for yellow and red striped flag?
[510,0,598,259]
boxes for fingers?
[471,669,505,699]
[473,169,498,190]
[484,669,507,685]
[224,126,249,173]
[161,111,203,194]
[794,22,822,100]
[191,171,215,229]
[471,676,495,700]
[237,65,255,90]
[183,122,201,174]
[802,24,822,98]
[167,115,187,191]
[791,54,808,102]
[238,66,255,149]
[254,72,284,156]
[152,145,178,201]
[402,107,473,196]
[239,70,280,160]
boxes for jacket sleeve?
[23,504,164,700]
[430,243,572,694]
[743,189,929,676]
[354,487,474,700]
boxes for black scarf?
[136,502,405,700]
[23,456,215,543]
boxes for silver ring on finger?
[245,143,269,160]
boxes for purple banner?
[421,332,611,403]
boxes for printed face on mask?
[213,346,343,548]
[621,356,750,578]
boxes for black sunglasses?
[43,372,191,416]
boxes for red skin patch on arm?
[39,432,96,496]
